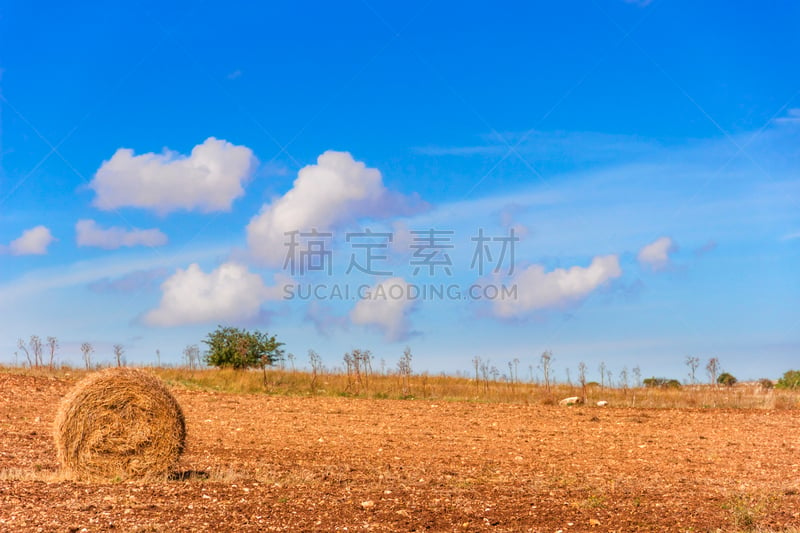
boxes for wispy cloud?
[0,245,229,304]
[413,130,660,164]
[76,219,167,249]
[773,108,800,125]
[88,267,170,294]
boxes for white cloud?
[492,255,622,318]
[4,226,56,255]
[247,150,424,266]
[144,262,287,327]
[350,277,415,341]
[76,219,168,249]
[90,137,257,214]
[780,231,800,241]
[637,236,676,270]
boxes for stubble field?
[1,371,799,532]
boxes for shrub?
[717,372,737,387]
[776,370,800,390]
[758,378,774,390]
[203,326,284,370]
[643,377,682,389]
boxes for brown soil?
[1,372,798,532]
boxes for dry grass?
[149,366,799,410]
[2,363,796,409]
[53,367,186,481]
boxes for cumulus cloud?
[143,262,287,327]
[76,219,168,249]
[90,137,257,214]
[492,255,622,318]
[3,226,56,255]
[350,277,415,341]
[637,236,676,270]
[247,151,424,266]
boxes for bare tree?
[183,344,200,370]
[343,349,372,393]
[81,342,94,370]
[480,359,491,393]
[308,349,323,392]
[29,335,43,367]
[599,361,607,389]
[619,367,629,390]
[46,336,58,370]
[706,357,720,386]
[397,346,413,397]
[539,350,553,392]
[578,361,588,400]
[632,366,642,388]
[287,352,296,371]
[17,338,32,367]
[113,344,126,367]
[685,356,700,384]
[472,356,481,393]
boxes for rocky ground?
[1,372,799,532]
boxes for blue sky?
[1,1,798,381]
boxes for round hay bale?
[53,368,186,481]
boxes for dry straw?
[53,368,186,481]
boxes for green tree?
[717,372,737,387]
[203,326,284,372]
[776,370,800,390]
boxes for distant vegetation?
[5,335,799,410]
[643,377,682,389]
[776,370,800,390]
